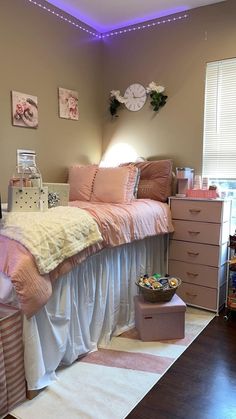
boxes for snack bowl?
[136,276,181,303]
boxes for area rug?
[11,307,215,419]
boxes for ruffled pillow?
[68,164,98,201]
[91,166,139,204]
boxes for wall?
[102,0,236,173]
[1,0,236,203]
[0,0,103,201]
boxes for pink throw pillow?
[91,166,139,204]
[68,165,98,201]
[121,160,173,202]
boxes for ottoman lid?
[134,293,186,314]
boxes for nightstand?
[168,197,231,313]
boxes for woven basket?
[136,278,181,303]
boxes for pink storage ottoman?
[134,293,186,341]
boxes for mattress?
[0,199,173,317]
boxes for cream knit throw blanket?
[0,207,102,274]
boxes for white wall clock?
[124,83,147,112]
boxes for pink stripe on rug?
[80,349,174,374]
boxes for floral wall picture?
[58,87,79,120]
[11,91,38,128]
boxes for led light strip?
[101,14,189,38]
[27,0,101,37]
[27,1,188,39]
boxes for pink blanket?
[0,199,173,317]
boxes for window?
[203,57,236,231]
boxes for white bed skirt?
[1,235,167,390]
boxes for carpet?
[10,307,215,419]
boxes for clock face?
[124,83,147,112]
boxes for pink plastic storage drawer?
[0,303,26,417]
[134,294,186,341]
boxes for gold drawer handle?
[186,272,199,277]
[186,292,197,297]
[187,251,199,256]
[188,230,200,235]
[189,209,201,213]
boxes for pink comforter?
[0,199,173,317]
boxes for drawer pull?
[186,272,199,277]
[187,251,199,256]
[189,209,201,213]
[186,292,197,297]
[188,230,200,235]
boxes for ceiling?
[45,0,225,33]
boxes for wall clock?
[124,83,147,112]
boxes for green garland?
[109,97,121,117]
[150,91,168,112]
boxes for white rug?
[11,307,215,419]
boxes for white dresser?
[168,197,231,313]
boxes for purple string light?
[101,14,189,38]
[26,1,188,39]
[27,0,101,37]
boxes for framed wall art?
[11,91,38,128]
[58,87,79,120]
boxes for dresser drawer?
[171,220,220,245]
[171,220,229,245]
[170,199,230,223]
[169,240,228,267]
[168,260,227,288]
[177,282,217,311]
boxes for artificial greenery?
[150,91,168,112]
[109,82,168,117]
[109,97,121,117]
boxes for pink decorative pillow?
[91,166,139,204]
[68,164,98,201]
[121,160,173,202]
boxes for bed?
[0,160,174,393]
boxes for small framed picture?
[11,91,38,128]
[58,87,79,120]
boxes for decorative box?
[134,293,186,341]
[8,186,48,212]
[43,183,69,206]
[186,189,218,199]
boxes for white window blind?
[202,58,236,178]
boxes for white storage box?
[43,183,69,206]
[8,186,48,212]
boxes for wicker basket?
[136,278,181,303]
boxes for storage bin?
[8,185,48,212]
[0,303,26,417]
[134,293,186,341]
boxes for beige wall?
[1,1,236,202]
[102,0,236,173]
[0,0,103,201]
